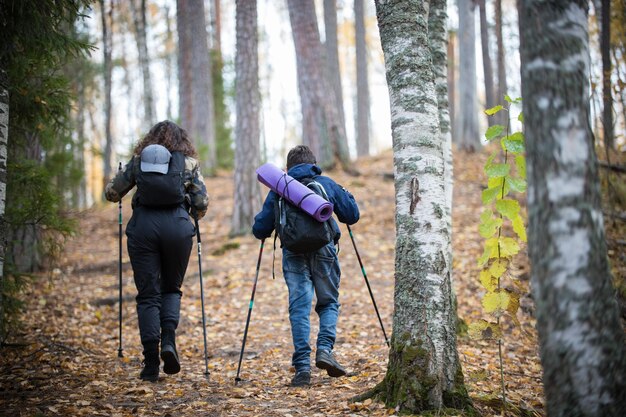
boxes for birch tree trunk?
[177,0,216,174]
[99,0,113,187]
[129,0,155,128]
[0,69,8,337]
[519,2,626,416]
[355,0,370,157]
[231,0,262,236]
[456,0,480,151]
[367,0,471,413]
[286,0,355,173]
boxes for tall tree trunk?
[129,0,155,128]
[231,0,262,236]
[177,0,216,174]
[429,0,454,283]
[324,0,349,160]
[286,0,355,174]
[367,0,472,413]
[210,0,222,54]
[0,69,8,338]
[354,0,370,157]
[456,0,480,152]
[164,5,174,120]
[99,0,113,187]
[519,2,626,416]
[601,0,613,149]
[494,0,508,127]
[478,0,495,120]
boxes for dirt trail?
[0,150,544,416]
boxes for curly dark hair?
[133,120,198,158]
[286,145,316,170]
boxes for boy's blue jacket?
[252,163,360,242]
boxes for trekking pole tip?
[117,349,123,358]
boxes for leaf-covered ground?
[0,149,546,416]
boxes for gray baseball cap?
[140,144,171,174]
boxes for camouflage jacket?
[105,154,209,219]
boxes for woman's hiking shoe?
[140,344,160,382]
[290,370,311,387]
[161,329,181,375]
[315,349,346,377]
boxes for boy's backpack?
[135,151,186,207]
[274,177,334,253]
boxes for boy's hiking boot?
[160,329,181,375]
[140,344,160,382]
[290,370,311,387]
[315,349,346,377]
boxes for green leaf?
[518,112,524,122]
[468,320,502,340]
[495,199,520,220]
[482,291,510,316]
[485,163,510,178]
[515,155,526,180]
[479,211,502,238]
[504,95,512,103]
[499,237,520,257]
[478,237,499,266]
[502,132,525,154]
[505,95,522,104]
[485,125,505,141]
[485,105,504,116]
[507,176,527,193]
[488,177,510,199]
[489,259,508,278]
[512,215,527,242]
[481,186,501,204]
[480,269,498,292]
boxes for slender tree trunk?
[286,0,355,173]
[231,0,262,236]
[478,0,495,119]
[519,2,626,416]
[456,0,480,152]
[368,0,472,413]
[210,0,222,53]
[0,69,9,338]
[164,5,174,120]
[177,0,216,174]
[494,0,508,127]
[99,0,113,187]
[355,0,370,157]
[130,0,155,128]
[601,0,613,149]
[324,0,349,161]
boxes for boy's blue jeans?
[282,243,341,372]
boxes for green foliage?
[0,0,93,339]
[469,98,527,406]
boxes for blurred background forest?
[0,0,624,343]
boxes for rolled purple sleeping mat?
[256,162,334,222]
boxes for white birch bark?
[231,0,262,236]
[519,2,626,416]
[372,0,470,412]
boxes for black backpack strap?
[272,231,278,280]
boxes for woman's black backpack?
[274,178,333,253]
[135,152,186,207]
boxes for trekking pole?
[346,224,390,347]
[234,239,265,385]
[192,210,210,378]
[117,162,124,358]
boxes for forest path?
[0,149,544,416]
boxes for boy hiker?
[252,145,360,387]
[105,121,209,382]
